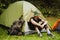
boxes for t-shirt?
[28,16,42,30]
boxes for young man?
[27,11,54,37]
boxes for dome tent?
[0,1,46,28]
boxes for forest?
[0,0,60,17]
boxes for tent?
[0,1,45,27]
[52,19,60,31]
[0,1,47,32]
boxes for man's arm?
[41,19,48,27]
[30,19,43,28]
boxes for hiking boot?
[38,33,42,37]
[47,33,55,38]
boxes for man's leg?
[45,25,54,37]
[35,27,42,37]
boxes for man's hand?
[39,22,44,28]
[38,23,44,28]
[40,25,44,29]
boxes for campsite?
[0,0,60,40]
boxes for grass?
[0,17,60,40]
[46,17,58,26]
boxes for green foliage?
[0,0,60,17]
[42,8,60,17]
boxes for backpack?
[8,16,25,35]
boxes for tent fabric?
[55,23,60,31]
[0,1,23,27]
[0,1,46,27]
[52,19,60,30]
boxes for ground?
[0,17,60,40]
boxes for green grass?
[46,17,58,26]
[0,17,60,40]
